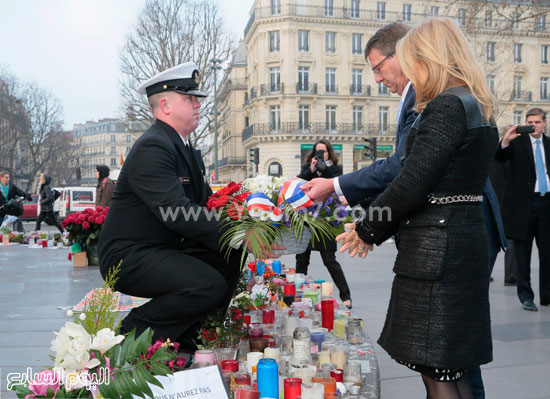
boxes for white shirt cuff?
[333,177,344,197]
[501,141,509,149]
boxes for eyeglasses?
[371,51,395,75]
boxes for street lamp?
[211,52,223,183]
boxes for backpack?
[53,189,61,201]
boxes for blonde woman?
[338,18,497,398]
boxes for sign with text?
[136,366,229,399]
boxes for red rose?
[228,204,244,220]
[82,221,90,230]
[87,216,96,224]
[78,214,86,222]
[96,216,105,225]
[95,206,104,213]
[211,195,232,210]
[235,192,250,202]
[75,218,83,225]
[84,208,94,214]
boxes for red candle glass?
[243,315,251,326]
[284,283,296,296]
[233,373,251,386]
[262,309,275,324]
[42,240,48,248]
[234,388,260,399]
[330,369,344,383]
[283,378,302,399]
[248,262,256,274]
[321,298,334,330]
[221,360,239,372]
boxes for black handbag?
[4,199,24,217]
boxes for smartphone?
[517,125,535,134]
[315,149,325,160]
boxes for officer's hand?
[502,124,520,147]
[301,178,335,202]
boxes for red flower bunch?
[62,206,108,247]
[143,338,187,371]
[201,329,217,342]
[206,182,250,213]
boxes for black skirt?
[397,360,466,382]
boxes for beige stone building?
[73,119,145,185]
[212,0,550,182]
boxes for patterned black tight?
[422,374,473,399]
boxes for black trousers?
[504,240,517,284]
[35,211,64,233]
[113,243,242,345]
[295,249,351,302]
[513,195,550,305]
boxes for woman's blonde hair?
[396,17,496,119]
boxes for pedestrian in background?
[297,139,352,309]
[95,165,115,207]
[35,173,64,233]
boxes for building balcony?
[260,83,285,96]
[295,83,318,95]
[218,157,247,168]
[510,91,532,102]
[350,84,371,96]
[242,122,397,142]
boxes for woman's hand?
[335,223,373,258]
[310,158,318,173]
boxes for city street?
[1,241,549,398]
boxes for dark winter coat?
[38,175,55,213]
[357,87,497,369]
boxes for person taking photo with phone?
[495,107,550,312]
[297,139,352,308]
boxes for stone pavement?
[1,243,549,399]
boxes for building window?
[353,106,363,133]
[269,67,281,92]
[485,10,493,28]
[352,69,363,94]
[542,45,550,64]
[514,43,523,63]
[513,75,522,99]
[245,116,249,127]
[512,12,519,30]
[271,0,281,15]
[402,4,412,22]
[326,106,337,132]
[111,158,117,166]
[378,82,389,95]
[298,30,309,52]
[541,77,549,100]
[457,8,466,26]
[270,105,281,132]
[487,42,495,62]
[377,2,386,20]
[351,0,360,18]
[325,0,333,17]
[110,146,116,155]
[487,75,496,95]
[126,135,131,142]
[352,33,362,55]
[326,67,336,93]
[268,162,283,177]
[514,110,523,125]
[269,31,280,52]
[111,135,116,143]
[299,105,310,131]
[430,6,439,16]
[298,66,310,92]
[379,106,389,132]
[538,14,547,32]
[326,32,336,53]
[126,147,130,155]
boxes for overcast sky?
[0,0,254,130]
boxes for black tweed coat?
[357,87,497,369]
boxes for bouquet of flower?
[196,305,249,349]
[62,206,108,248]
[10,264,177,399]
[207,176,341,263]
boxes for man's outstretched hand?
[244,238,286,259]
[301,178,335,202]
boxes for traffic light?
[249,148,259,165]
[364,137,377,160]
[75,167,81,181]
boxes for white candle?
[321,282,333,297]
[301,382,324,399]
[285,315,298,338]
[264,347,280,362]
[246,351,264,374]
[330,346,348,369]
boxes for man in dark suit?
[98,62,279,348]
[495,107,550,311]
[303,22,416,206]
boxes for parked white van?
[58,187,96,218]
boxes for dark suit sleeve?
[127,136,224,252]
[338,102,416,206]
[495,140,512,163]
[13,185,30,201]
[357,95,467,245]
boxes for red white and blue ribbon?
[246,179,313,223]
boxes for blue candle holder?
[272,260,282,274]
[257,358,278,398]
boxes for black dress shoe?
[522,300,538,312]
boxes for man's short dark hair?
[364,22,410,63]
[526,107,546,121]
[0,171,9,177]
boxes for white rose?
[89,328,124,355]
[51,327,71,366]
[59,350,101,371]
